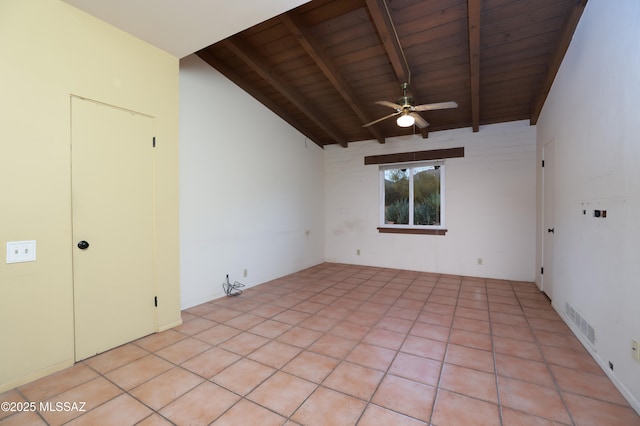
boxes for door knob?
[547,228,555,234]
[77,240,90,250]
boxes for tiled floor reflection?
[2,263,639,425]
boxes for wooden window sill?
[377,227,447,235]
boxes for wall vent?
[565,302,596,346]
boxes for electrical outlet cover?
[6,240,36,263]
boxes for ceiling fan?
[363,83,458,128]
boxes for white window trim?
[379,160,446,230]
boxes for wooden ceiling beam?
[365,0,410,84]
[281,12,386,144]
[365,0,428,139]
[530,0,588,125]
[467,0,481,132]
[197,50,325,148]
[222,38,348,147]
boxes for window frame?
[378,160,447,235]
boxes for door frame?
[70,95,158,360]
[541,137,555,300]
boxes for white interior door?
[71,97,156,361]
[542,138,555,300]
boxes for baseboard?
[158,318,182,332]
[555,305,640,415]
[0,319,183,394]
[0,359,74,394]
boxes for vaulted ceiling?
[197,0,587,148]
[62,0,310,58]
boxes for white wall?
[325,121,537,281]
[535,0,640,411]
[179,54,325,309]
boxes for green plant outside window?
[382,163,442,228]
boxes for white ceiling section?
[62,0,311,58]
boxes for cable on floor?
[223,274,244,296]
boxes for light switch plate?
[6,240,36,263]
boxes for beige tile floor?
[2,263,639,425]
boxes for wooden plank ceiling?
[197,0,587,148]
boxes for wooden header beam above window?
[364,147,464,165]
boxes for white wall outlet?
[6,240,36,263]
[356,249,361,256]
[477,258,483,265]
[632,339,640,361]
[243,269,248,278]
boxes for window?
[365,147,462,235]
[379,161,446,234]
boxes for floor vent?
[565,302,596,346]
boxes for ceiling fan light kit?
[396,111,415,127]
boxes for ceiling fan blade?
[410,112,429,128]
[375,100,403,110]
[363,111,401,127]
[413,101,458,111]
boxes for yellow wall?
[0,0,180,391]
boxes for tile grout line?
[286,266,400,424]
[513,282,577,426]
[351,271,436,425]
[427,274,462,426]
[486,279,505,426]
[202,266,391,425]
